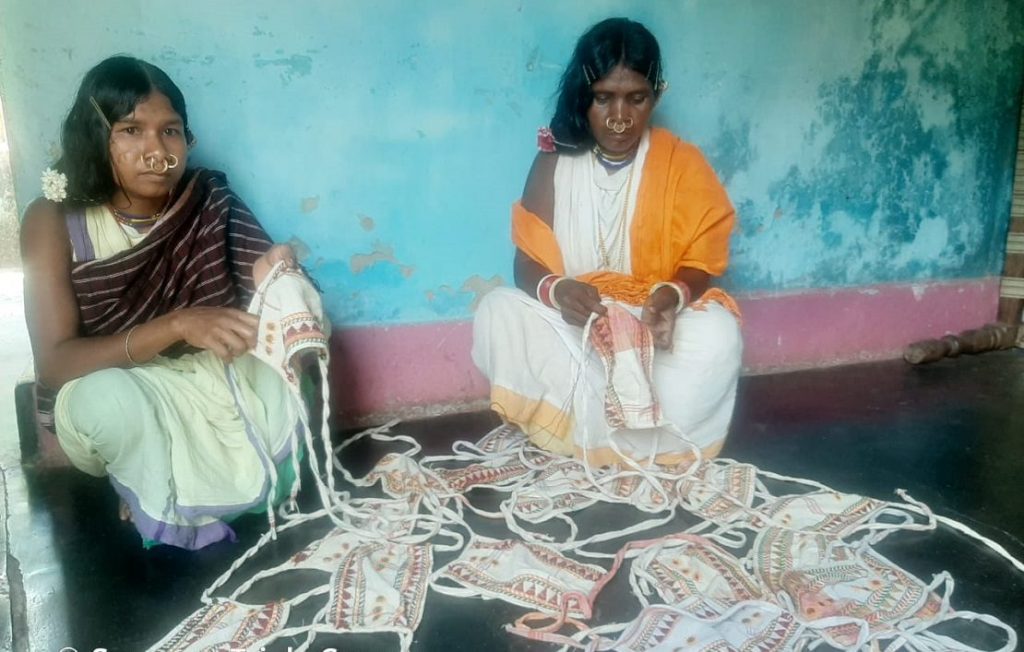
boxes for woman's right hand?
[172,307,259,361]
[552,279,607,326]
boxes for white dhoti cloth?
[472,287,742,465]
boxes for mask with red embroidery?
[147,600,289,652]
[431,537,609,621]
[588,304,662,430]
[631,535,764,618]
[324,540,433,650]
[753,527,951,649]
[589,602,802,652]
[751,490,891,536]
[248,262,328,388]
[677,460,759,523]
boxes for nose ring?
[605,116,634,134]
[140,153,172,174]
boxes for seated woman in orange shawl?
[473,18,742,466]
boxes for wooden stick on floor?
[904,322,1020,365]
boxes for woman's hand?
[171,307,259,361]
[253,243,297,286]
[641,285,680,350]
[553,279,608,326]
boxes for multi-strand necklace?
[109,205,163,229]
[593,151,636,271]
[592,144,636,171]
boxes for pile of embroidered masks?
[149,272,1019,651]
[151,421,1019,652]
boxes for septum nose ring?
[140,153,179,174]
[605,116,634,134]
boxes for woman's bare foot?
[119,499,133,523]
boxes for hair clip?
[582,65,595,84]
[88,96,112,130]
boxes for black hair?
[53,55,193,206]
[549,18,664,152]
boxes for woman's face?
[108,91,188,207]
[586,63,656,156]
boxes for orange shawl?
[512,127,738,312]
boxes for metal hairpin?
[88,96,112,130]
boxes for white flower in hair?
[41,167,68,202]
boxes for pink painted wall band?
[329,277,1001,421]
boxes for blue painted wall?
[2,1,1022,326]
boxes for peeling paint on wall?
[253,53,313,83]
[350,241,415,278]
[718,0,1024,292]
[460,274,505,310]
[1,0,1021,329]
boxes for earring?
[166,154,179,169]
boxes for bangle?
[125,325,141,366]
[548,277,569,310]
[536,274,563,309]
[650,281,690,314]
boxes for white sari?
[473,133,742,466]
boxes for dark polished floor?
[8,350,1024,651]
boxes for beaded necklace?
[109,205,162,228]
[594,157,636,271]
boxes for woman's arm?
[513,152,557,294]
[514,152,605,325]
[21,200,259,388]
[641,267,712,350]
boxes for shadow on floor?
[9,351,1024,650]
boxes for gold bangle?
[125,325,141,366]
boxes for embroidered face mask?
[431,537,609,619]
[588,304,662,430]
[510,459,600,519]
[248,262,329,388]
[326,540,433,649]
[147,599,289,652]
[365,452,447,498]
[678,460,758,523]
[474,423,530,454]
[594,602,801,652]
[753,526,949,649]
[283,504,423,573]
[432,457,535,493]
[631,536,764,618]
[752,490,886,536]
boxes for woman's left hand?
[253,243,297,285]
[641,285,680,350]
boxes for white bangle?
[535,274,557,303]
[548,277,569,310]
[650,281,689,314]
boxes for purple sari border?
[109,476,238,550]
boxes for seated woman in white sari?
[473,18,742,466]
